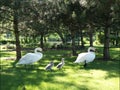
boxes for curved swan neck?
[34,48,42,53]
[88,47,95,52]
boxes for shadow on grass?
[1,48,119,90]
[84,60,119,78]
[1,66,67,90]
[1,68,90,90]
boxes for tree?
[0,0,22,60]
[85,0,119,60]
[96,0,116,60]
[56,0,87,55]
[13,0,21,60]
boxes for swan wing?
[37,53,43,60]
[85,52,95,63]
[74,52,95,63]
[17,53,43,64]
[74,53,88,63]
[56,62,62,68]
[45,63,53,70]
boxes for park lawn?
[0,47,119,90]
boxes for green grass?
[0,47,119,90]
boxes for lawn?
[0,47,119,90]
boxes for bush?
[0,40,7,44]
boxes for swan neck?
[34,48,40,53]
[35,49,37,53]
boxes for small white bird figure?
[74,47,96,67]
[45,61,54,71]
[56,58,65,70]
[16,48,43,65]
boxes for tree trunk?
[71,30,77,56]
[103,28,110,60]
[40,34,44,49]
[88,24,93,47]
[77,32,80,46]
[80,29,84,48]
[13,10,21,61]
[115,31,119,46]
[57,30,66,44]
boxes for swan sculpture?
[74,47,96,67]
[56,58,65,70]
[16,48,43,65]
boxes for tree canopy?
[0,0,120,60]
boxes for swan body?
[45,61,54,70]
[16,48,43,65]
[56,58,65,69]
[74,52,95,63]
[74,47,96,67]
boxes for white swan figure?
[16,48,43,65]
[74,47,96,67]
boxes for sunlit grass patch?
[0,47,119,90]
